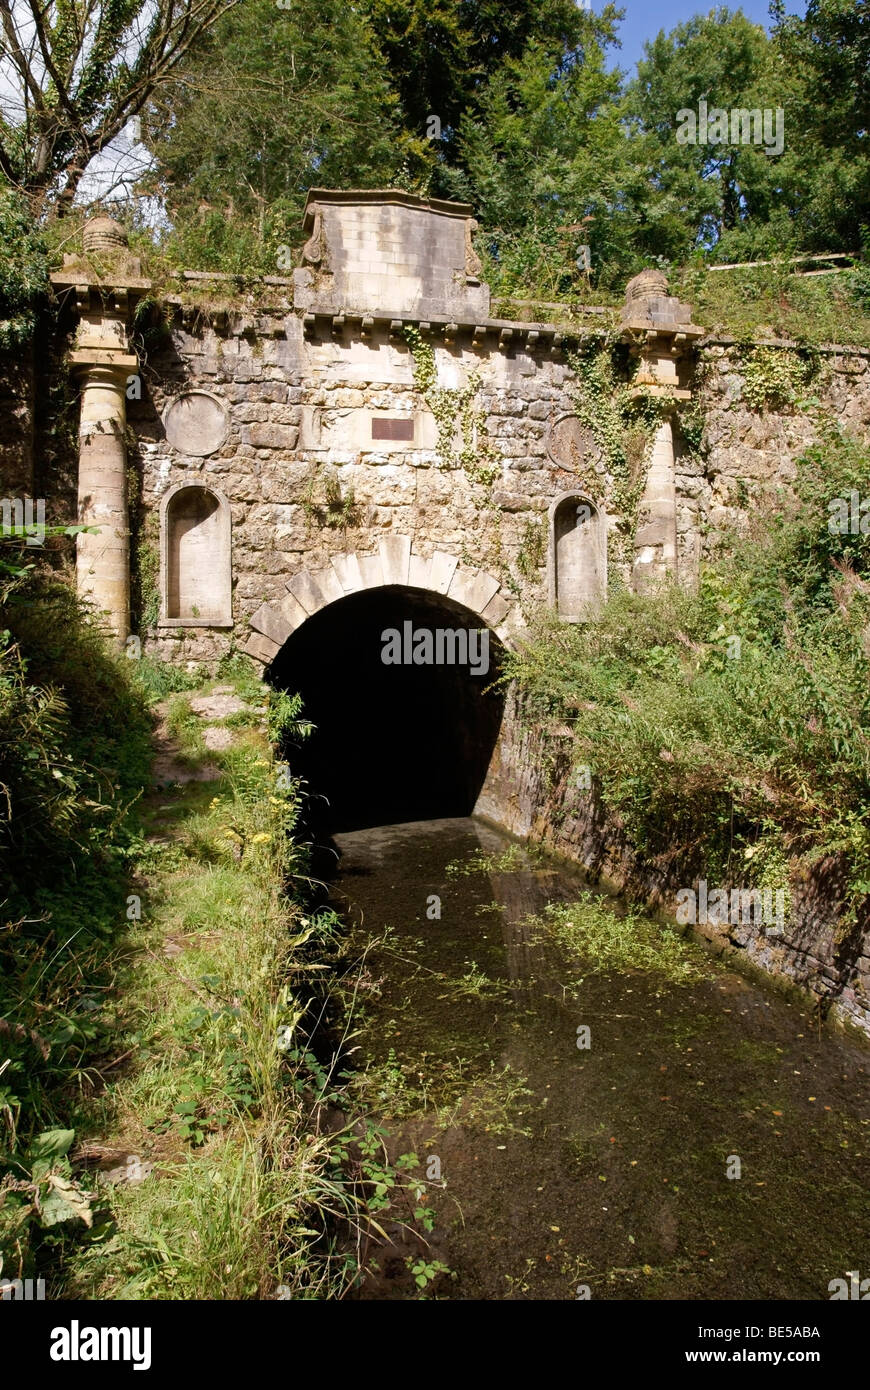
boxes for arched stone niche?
[548,492,607,621]
[159,483,233,627]
[162,390,229,457]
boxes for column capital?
[69,350,139,379]
[50,216,151,319]
[620,270,703,401]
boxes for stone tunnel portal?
[267,587,506,835]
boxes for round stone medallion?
[547,414,603,473]
[163,390,228,457]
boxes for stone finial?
[620,266,703,337]
[83,216,129,254]
[624,268,670,305]
[52,215,149,299]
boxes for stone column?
[75,361,136,642]
[620,269,703,592]
[51,219,151,645]
[634,417,678,587]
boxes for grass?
[348,1047,535,1138]
[483,233,870,349]
[0,611,390,1299]
[503,429,870,929]
[445,843,546,877]
[41,672,445,1301]
[58,679,356,1300]
[0,569,155,1283]
[530,894,706,986]
[674,262,870,347]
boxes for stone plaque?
[163,390,228,457]
[547,414,602,473]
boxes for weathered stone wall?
[130,314,870,669]
[20,196,868,672]
[477,688,870,1037]
[682,340,870,568]
[133,307,583,666]
[5,194,870,1028]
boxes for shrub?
[504,429,870,913]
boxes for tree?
[0,0,240,214]
[771,0,870,250]
[0,187,48,346]
[359,0,593,148]
[143,0,414,271]
[444,6,631,291]
[625,8,793,263]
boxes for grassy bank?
[0,568,152,1284]
[60,667,357,1299]
[0,565,441,1298]
[674,261,870,348]
[504,427,870,936]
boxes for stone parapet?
[294,188,491,324]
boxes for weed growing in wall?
[301,465,359,530]
[516,516,546,580]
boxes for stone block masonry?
[110,199,705,668]
[25,195,870,671]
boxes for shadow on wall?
[267,586,506,836]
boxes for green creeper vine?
[516,516,546,580]
[671,356,710,475]
[565,340,670,567]
[739,345,818,412]
[131,513,160,629]
[404,326,500,487]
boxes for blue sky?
[603,0,803,74]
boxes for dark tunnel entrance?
[267,586,506,835]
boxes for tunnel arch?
[243,538,524,666]
[242,541,524,833]
[265,578,513,835]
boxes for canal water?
[329,817,869,1301]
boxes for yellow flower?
[252,832,272,845]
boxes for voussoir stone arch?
[243,536,525,666]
